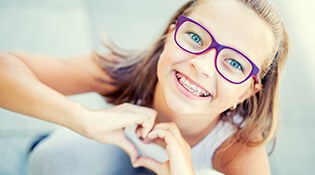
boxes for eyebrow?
[194,17,252,58]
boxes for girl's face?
[156,0,274,116]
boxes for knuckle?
[136,114,146,121]
[138,105,156,113]
[149,108,157,114]
[123,102,130,105]
[150,111,157,119]
[185,142,190,148]
[169,122,176,126]
[119,103,127,107]
[114,103,130,111]
[169,122,177,129]
[165,130,172,137]
[184,141,191,150]
[121,102,131,108]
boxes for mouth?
[174,70,212,99]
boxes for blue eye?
[227,59,243,71]
[188,32,202,45]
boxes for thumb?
[133,157,169,175]
[116,137,139,163]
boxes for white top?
[125,118,237,175]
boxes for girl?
[0,0,289,174]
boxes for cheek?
[216,81,249,108]
[217,83,237,109]
[157,40,187,78]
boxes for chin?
[163,92,203,115]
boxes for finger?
[138,113,156,138]
[147,129,179,149]
[116,136,139,163]
[130,105,157,121]
[109,113,151,140]
[146,129,194,175]
[147,137,166,147]
[133,114,155,138]
[133,157,169,175]
[120,103,157,123]
[135,126,153,143]
[153,123,187,147]
[135,125,142,137]
[106,112,146,130]
[154,123,181,136]
[107,103,157,138]
[148,128,192,160]
[125,104,157,136]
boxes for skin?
[135,0,274,174]
[0,0,275,174]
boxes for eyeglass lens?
[175,20,253,83]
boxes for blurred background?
[0,0,314,174]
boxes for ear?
[237,83,261,103]
[167,24,176,35]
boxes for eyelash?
[227,59,243,71]
[188,32,202,45]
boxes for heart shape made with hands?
[124,125,225,175]
[124,124,169,163]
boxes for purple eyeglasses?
[174,15,260,84]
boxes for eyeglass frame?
[174,15,260,84]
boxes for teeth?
[203,92,210,97]
[196,88,202,94]
[176,72,210,97]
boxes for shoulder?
[212,135,271,175]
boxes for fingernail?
[147,132,155,139]
[142,129,148,138]
[142,138,151,144]
[131,155,138,163]
[133,162,140,168]
[136,129,141,137]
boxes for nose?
[189,49,217,78]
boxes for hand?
[133,123,195,175]
[74,103,157,162]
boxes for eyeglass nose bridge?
[196,37,226,63]
[174,15,260,84]
[204,35,226,55]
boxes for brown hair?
[93,0,289,149]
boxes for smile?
[174,71,211,98]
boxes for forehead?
[187,0,274,68]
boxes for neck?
[153,83,220,147]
